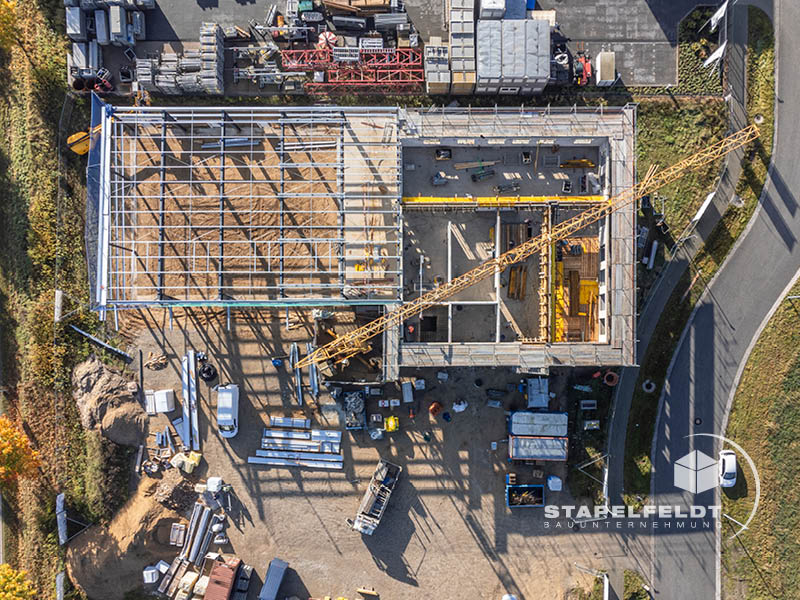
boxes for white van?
[216,384,239,438]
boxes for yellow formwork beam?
[402,195,606,205]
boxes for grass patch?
[623,570,650,600]
[623,6,775,508]
[721,279,800,598]
[0,0,131,597]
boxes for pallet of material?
[262,438,340,451]
[311,429,342,442]
[255,449,343,462]
[262,428,312,440]
[248,456,344,470]
[270,416,311,429]
[157,557,183,594]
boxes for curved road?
[650,0,798,598]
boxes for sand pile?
[66,470,194,599]
[72,355,147,446]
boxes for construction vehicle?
[296,125,760,369]
[67,124,102,155]
[351,459,402,535]
[575,51,592,86]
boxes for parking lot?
[132,311,649,599]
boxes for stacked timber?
[248,417,343,470]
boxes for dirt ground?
[105,309,647,600]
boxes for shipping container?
[66,7,87,41]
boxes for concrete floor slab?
[403,146,601,200]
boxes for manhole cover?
[694,417,702,425]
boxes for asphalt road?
[650,1,799,598]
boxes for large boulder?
[72,355,147,446]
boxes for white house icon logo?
[673,449,718,494]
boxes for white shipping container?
[88,39,101,71]
[402,381,414,404]
[132,10,145,40]
[72,42,88,69]
[109,5,125,44]
[95,9,109,45]
[479,0,505,19]
[66,7,86,41]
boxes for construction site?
[88,100,638,380]
[60,83,762,600]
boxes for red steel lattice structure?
[281,48,424,94]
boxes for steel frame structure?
[280,48,424,95]
[90,102,404,313]
[281,48,423,70]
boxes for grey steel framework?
[92,103,403,313]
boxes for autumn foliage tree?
[0,564,35,600]
[0,416,39,486]
[0,0,17,54]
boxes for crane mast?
[297,124,760,369]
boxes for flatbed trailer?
[351,459,402,534]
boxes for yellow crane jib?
[296,125,760,369]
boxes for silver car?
[718,450,737,488]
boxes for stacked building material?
[448,0,475,94]
[424,36,450,95]
[248,422,343,469]
[475,18,550,95]
[478,0,505,19]
[199,22,224,94]
[135,58,156,90]
[475,20,501,93]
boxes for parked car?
[216,384,239,438]
[719,450,737,487]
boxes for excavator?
[296,124,761,371]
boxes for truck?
[351,459,402,535]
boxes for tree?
[0,415,39,485]
[0,1,17,53]
[0,564,35,600]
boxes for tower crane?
[296,124,760,369]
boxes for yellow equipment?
[67,124,102,156]
[384,415,399,433]
[296,125,760,369]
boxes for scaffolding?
[280,48,425,95]
[88,100,404,313]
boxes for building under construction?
[87,96,637,379]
